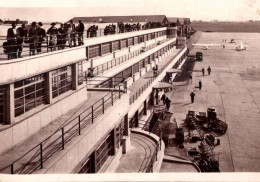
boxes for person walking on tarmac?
[202,67,205,76]
[199,80,202,90]
[207,66,211,75]
[165,97,171,111]
[161,93,166,105]
[190,91,195,103]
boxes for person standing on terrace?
[29,22,38,55]
[36,22,46,54]
[76,20,85,46]
[47,23,59,51]
[17,24,27,58]
[69,19,77,47]
[6,23,18,59]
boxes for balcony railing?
[0,26,166,61]
[0,85,126,174]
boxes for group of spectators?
[4,19,85,59]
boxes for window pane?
[25,93,35,104]
[15,97,24,108]
[15,106,24,117]
[15,89,24,99]
[35,97,45,107]
[25,85,35,95]
[14,80,23,88]
[25,101,35,112]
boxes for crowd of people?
[3,19,85,59]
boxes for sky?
[0,0,260,22]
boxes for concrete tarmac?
[165,32,260,172]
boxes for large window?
[112,41,120,51]
[78,62,84,86]
[115,119,125,149]
[148,33,152,40]
[139,36,144,43]
[144,34,148,41]
[114,72,123,86]
[133,62,139,74]
[14,74,45,117]
[139,59,145,70]
[0,86,6,123]
[102,43,111,55]
[128,38,133,46]
[123,67,132,79]
[89,45,101,59]
[52,66,72,99]
[121,39,127,49]
[134,36,139,44]
[96,134,112,172]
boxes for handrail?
[0,85,126,174]
[91,38,170,77]
[129,47,188,105]
[0,27,167,60]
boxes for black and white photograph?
[0,0,259,181]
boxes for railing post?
[47,36,49,53]
[78,115,81,135]
[62,128,64,150]
[119,86,121,99]
[102,98,105,114]
[111,91,114,106]
[11,164,14,174]
[40,143,43,169]
[92,106,94,123]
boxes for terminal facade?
[0,17,191,173]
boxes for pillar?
[72,63,79,90]
[45,72,52,104]
[124,113,129,136]
[6,84,14,124]
[111,128,117,155]
[144,100,147,115]
[135,110,139,128]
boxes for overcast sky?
[0,0,260,22]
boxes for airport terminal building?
[0,15,192,174]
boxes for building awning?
[166,68,182,74]
[153,82,172,89]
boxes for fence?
[0,87,125,174]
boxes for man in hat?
[198,80,202,90]
[29,22,38,55]
[6,22,18,59]
[207,66,211,75]
[76,19,85,46]
[17,23,28,58]
[47,23,59,51]
[36,22,46,54]
[202,67,205,76]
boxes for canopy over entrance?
[166,68,182,74]
[153,82,172,89]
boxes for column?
[72,63,78,90]
[144,100,147,115]
[124,113,129,136]
[135,110,139,128]
[45,72,52,104]
[111,129,117,155]
[6,84,14,124]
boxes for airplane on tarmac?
[236,42,246,51]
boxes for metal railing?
[0,85,126,174]
[129,47,188,105]
[0,26,166,60]
[90,39,169,77]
